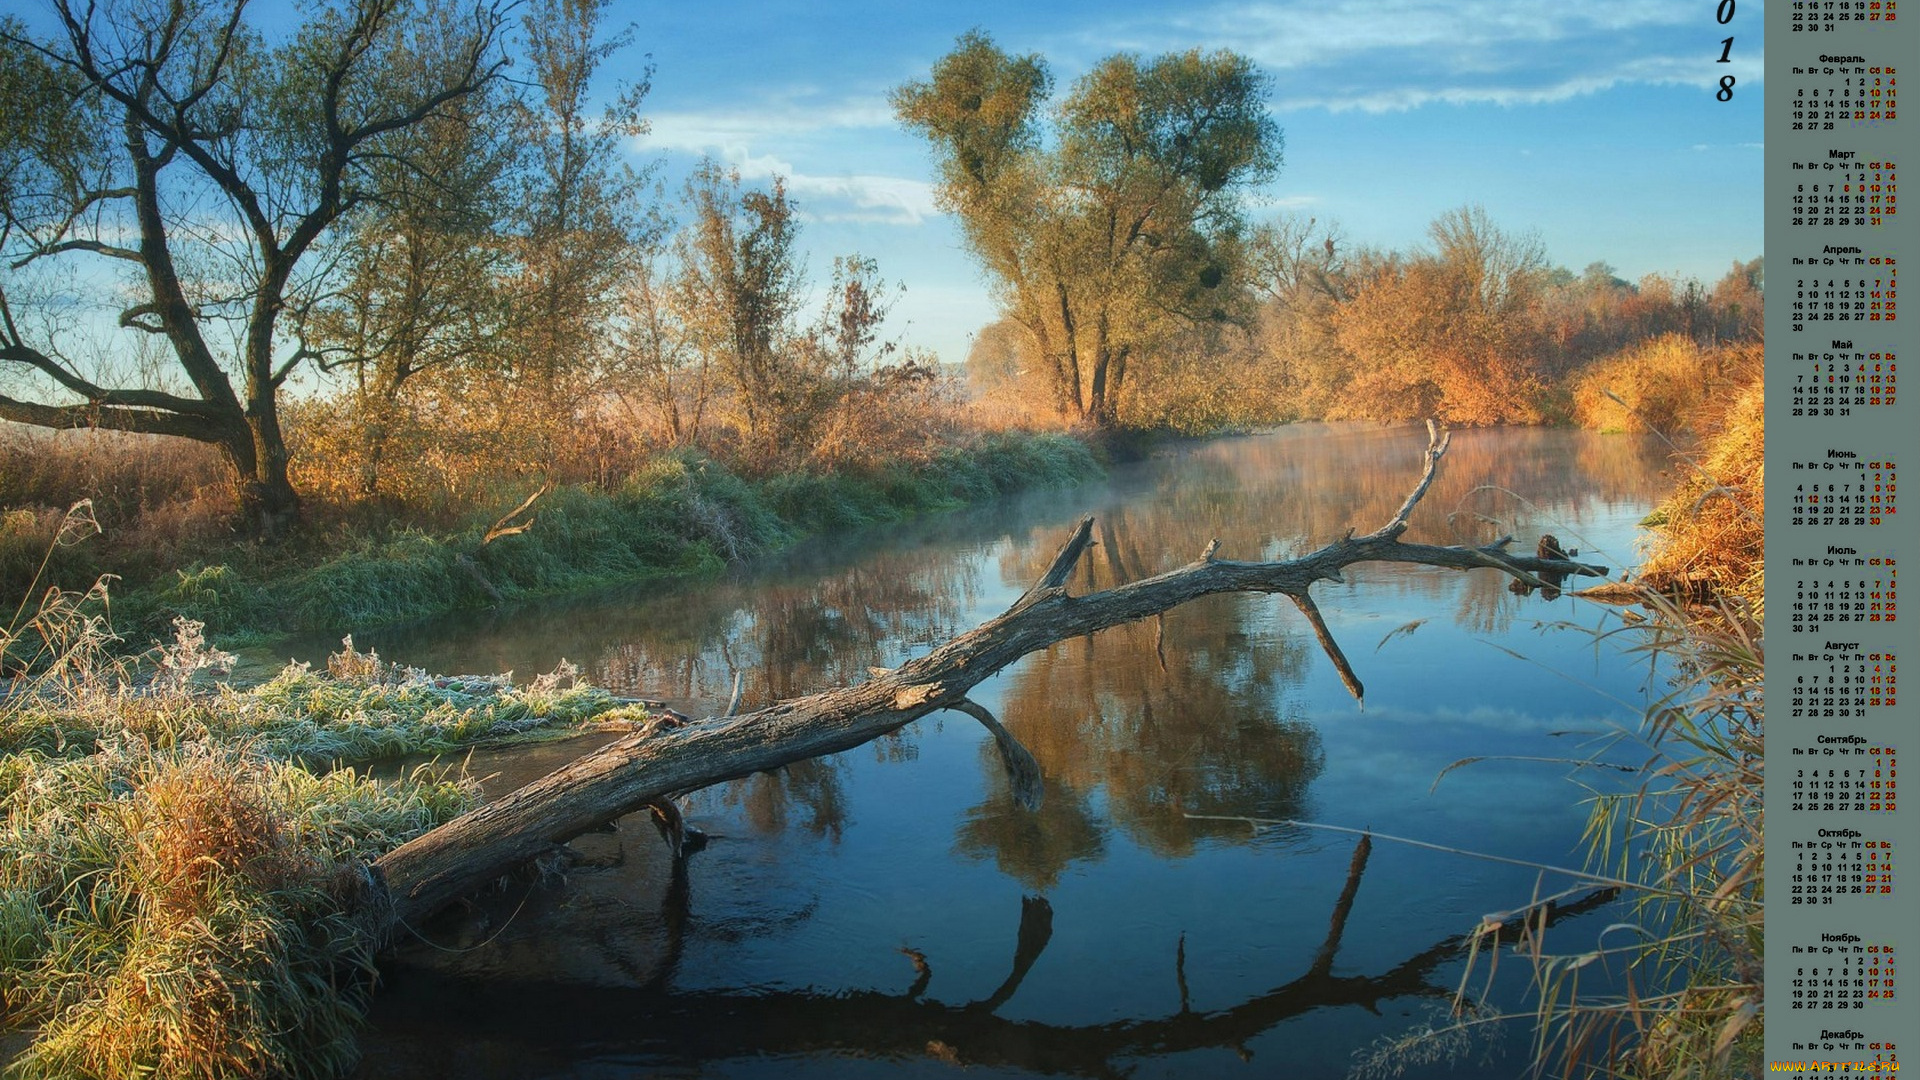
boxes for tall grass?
[0,740,473,1080]
[0,428,235,600]
[0,535,648,1078]
[1564,593,1763,1077]
[1633,368,1764,614]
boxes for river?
[334,423,1675,1080]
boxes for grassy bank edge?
[111,432,1102,648]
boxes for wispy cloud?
[643,100,895,151]
[743,153,939,225]
[1246,193,1321,210]
[637,97,939,225]
[1060,0,1761,112]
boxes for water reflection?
[361,835,1619,1079]
[961,599,1324,879]
[340,424,1670,1079]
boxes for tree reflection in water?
[341,425,1669,1077]
[362,834,1618,1079]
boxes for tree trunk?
[1086,316,1112,425]
[368,425,1609,931]
[222,418,301,538]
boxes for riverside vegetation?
[0,413,1767,1080]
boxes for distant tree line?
[968,201,1762,432]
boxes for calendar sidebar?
[1767,1,1917,1075]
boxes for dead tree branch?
[369,427,1609,930]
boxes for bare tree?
[0,0,512,533]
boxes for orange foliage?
[1330,258,1546,425]
[1636,353,1764,608]
[1570,334,1748,435]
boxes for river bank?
[6,432,1101,660]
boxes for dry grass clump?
[1570,336,1756,436]
[0,429,236,596]
[1634,359,1764,613]
[799,361,970,472]
[128,757,311,923]
[0,739,475,1080]
[0,551,634,1079]
[0,428,229,527]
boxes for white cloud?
[636,99,939,225]
[1247,192,1321,210]
[1060,0,1759,113]
[1089,0,1689,64]
[642,100,895,152]
[735,149,940,224]
[785,172,942,225]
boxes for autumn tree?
[501,0,653,405]
[295,0,652,498]
[632,162,904,468]
[1708,256,1763,341]
[673,162,806,457]
[1331,206,1550,425]
[894,32,1280,429]
[0,0,512,533]
[1245,213,1349,419]
[291,64,521,499]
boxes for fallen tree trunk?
[369,424,1609,931]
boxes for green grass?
[103,433,1100,644]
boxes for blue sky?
[616,0,1765,362]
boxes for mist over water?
[339,423,1674,1080]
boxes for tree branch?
[369,428,1610,929]
[0,392,227,441]
[0,338,224,418]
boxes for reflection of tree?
[955,775,1105,890]
[360,838,1620,1080]
[992,425,1661,640]
[590,544,983,708]
[362,425,1660,896]
[712,757,849,841]
[957,499,1325,884]
[947,426,1666,885]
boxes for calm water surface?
[337,424,1675,1080]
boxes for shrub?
[1635,360,1764,611]
[1570,335,1742,435]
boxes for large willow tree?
[0,0,512,533]
[894,32,1280,428]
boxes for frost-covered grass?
[1,569,637,1079]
